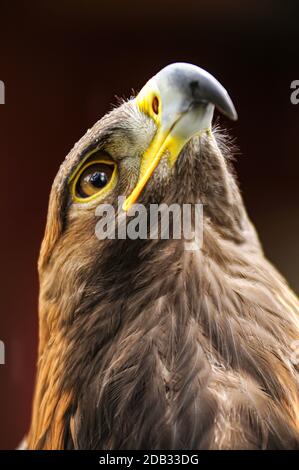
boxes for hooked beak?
[123,62,237,211]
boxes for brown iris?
[75,162,115,198]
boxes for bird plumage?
[28,71,299,450]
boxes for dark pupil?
[89,171,108,188]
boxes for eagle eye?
[74,161,115,199]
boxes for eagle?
[27,63,299,450]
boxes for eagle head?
[28,63,299,450]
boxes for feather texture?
[28,102,299,449]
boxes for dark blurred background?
[0,0,298,449]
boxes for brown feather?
[28,101,299,449]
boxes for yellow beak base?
[122,126,185,212]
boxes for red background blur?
[0,1,298,449]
